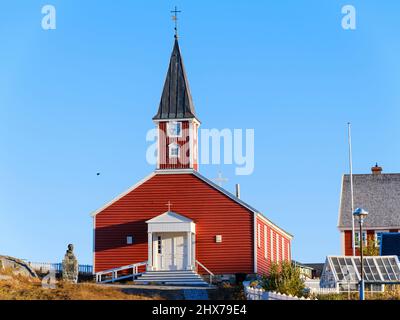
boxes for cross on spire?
[214,171,228,187]
[166,201,172,212]
[170,6,181,39]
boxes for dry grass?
[315,287,400,300]
[0,271,162,300]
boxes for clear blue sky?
[1,1,399,265]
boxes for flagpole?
[348,123,356,256]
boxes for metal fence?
[27,261,93,275]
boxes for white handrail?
[96,261,147,283]
[195,260,214,284]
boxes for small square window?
[127,236,133,245]
[215,235,222,243]
[169,143,180,158]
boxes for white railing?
[195,260,214,284]
[95,262,147,283]
[243,281,315,300]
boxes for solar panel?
[326,256,400,284]
[366,258,380,281]
[389,258,400,280]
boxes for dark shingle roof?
[153,39,198,121]
[338,174,400,229]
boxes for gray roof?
[153,39,198,121]
[338,173,400,229]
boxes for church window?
[169,143,180,158]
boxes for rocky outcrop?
[0,255,37,278]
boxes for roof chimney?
[235,184,241,199]
[371,163,382,175]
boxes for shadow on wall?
[95,220,148,252]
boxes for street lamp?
[353,207,368,301]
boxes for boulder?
[0,255,38,278]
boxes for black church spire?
[153,39,198,121]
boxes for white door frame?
[146,211,196,271]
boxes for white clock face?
[167,122,181,137]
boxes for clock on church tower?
[153,39,200,171]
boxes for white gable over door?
[146,211,196,233]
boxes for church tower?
[153,38,200,171]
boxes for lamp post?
[353,207,368,301]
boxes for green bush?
[261,261,305,297]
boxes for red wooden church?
[92,37,293,285]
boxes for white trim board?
[90,172,156,217]
[336,174,344,228]
[256,213,293,240]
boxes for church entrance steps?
[134,270,209,287]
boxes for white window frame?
[354,231,367,247]
[168,143,180,158]
[281,237,285,261]
[264,225,268,260]
[257,224,261,248]
[277,235,281,262]
[167,121,182,138]
[375,230,389,247]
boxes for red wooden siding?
[158,121,197,170]
[256,216,292,276]
[94,173,254,275]
[343,229,399,256]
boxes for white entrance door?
[156,233,187,271]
